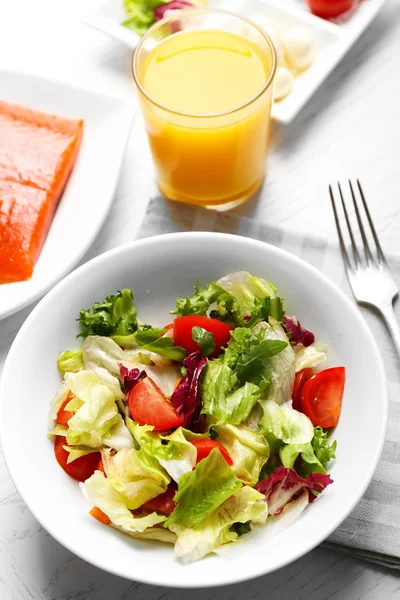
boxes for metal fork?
[329,180,400,359]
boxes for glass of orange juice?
[132,9,276,210]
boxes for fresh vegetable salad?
[49,272,345,563]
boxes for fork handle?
[380,301,400,361]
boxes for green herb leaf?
[209,426,219,440]
[230,522,251,537]
[135,333,187,362]
[192,326,216,357]
[236,339,288,386]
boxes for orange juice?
[134,13,276,208]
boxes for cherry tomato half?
[191,439,233,466]
[307,0,354,19]
[55,393,75,426]
[54,436,100,482]
[173,315,232,357]
[300,367,345,428]
[141,484,177,516]
[128,377,183,431]
[292,368,315,411]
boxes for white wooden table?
[1,1,400,598]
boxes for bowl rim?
[0,232,388,587]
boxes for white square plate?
[0,70,135,319]
[83,0,387,123]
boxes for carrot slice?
[89,507,110,526]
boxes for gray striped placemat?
[137,196,400,569]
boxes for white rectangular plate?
[0,70,135,319]
[84,0,387,123]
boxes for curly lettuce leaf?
[101,447,169,509]
[214,424,269,485]
[170,486,268,563]
[165,448,241,529]
[78,289,138,338]
[172,281,239,319]
[81,471,166,531]
[312,426,337,467]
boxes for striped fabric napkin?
[137,196,400,569]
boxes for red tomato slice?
[173,315,232,357]
[97,458,106,475]
[300,367,346,428]
[128,377,183,431]
[141,484,177,515]
[55,393,75,425]
[292,368,315,411]
[307,0,354,18]
[191,439,233,466]
[54,436,101,482]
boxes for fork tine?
[338,182,361,267]
[329,185,353,272]
[349,180,374,265]
[357,180,386,265]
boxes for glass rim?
[132,8,277,119]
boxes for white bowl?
[0,232,388,588]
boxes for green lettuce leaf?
[82,335,125,400]
[103,414,134,450]
[83,335,181,395]
[170,486,268,563]
[165,448,242,529]
[127,422,196,481]
[172,281,239,319]
[122,0,165,35]
[294,344,327,372]
[200,361,260,425]
[62,444,99,464]
[48,381,70,422]
[259,400,314,445]
[214,424,269,485]
[81,471,166,531]
[64,371,119,448]
[311,426,337,467]
[217,271,277,317]
[78,289,138,338]
[102,447,169,509]
[111,524,176,544]
[255,319,295,406]
[279,442,326,476]
[57,349,84,375]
